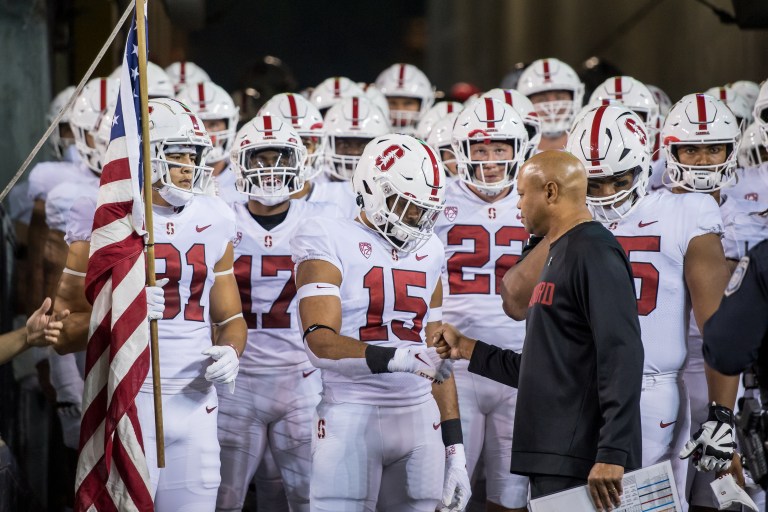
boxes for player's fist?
[387,347,452,384]
[202,345,239,392]
[146,278,169,321]
[433,323,475,361]
[680,403,737,472]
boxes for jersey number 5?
[615,236,661,316]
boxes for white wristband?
[213,312,243,327]
[427,307,442,322]
[62,268,87,277]
[296,283,340,301]
[214,268,234,277]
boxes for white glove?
[441,444,471,512]
[680,403,737,472]
[387,347,453,384]
[202,345,239,393]
[146,278,169,320]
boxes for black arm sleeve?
[704,244,768,376]
[578,243,644,467]
[467,340,522,388]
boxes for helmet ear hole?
[363,180,373,195]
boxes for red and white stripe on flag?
[75,7,153,511]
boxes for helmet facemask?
[328,136,373,181]
[663,142,738,192]
[456,138,524,193]
[587,166,649,222]
[152,142,213,206]
[204,119,236,163]
[235,144,306,204]
[72,122,105,174]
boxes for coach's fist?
[433,324,476,361]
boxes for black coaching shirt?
[468,221,644,479]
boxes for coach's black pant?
[529,474,588,499]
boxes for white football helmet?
[517,58,584,136]
[589,77,660,147]
[755,80,768,145]
[146,62,175,98]
[231,115,307,205]
[426,112,460,176]
[323,96,392,181]
[662,93,741,192]
[48,86,77,160]
[148,98,214,206]
[416,101,463,140]
[567,104,651,221]
[480,88,542,159]
[730,80,760,111]
[176,81,239,164]
[353,134,445,253]
[646,84,672,117]
[451,98,528,193]
[374,63,435,133]
[705,86,753,129]
[69,78,120,173]
[165,61,211,94]
[737,122,767,169]
[309,77,364,115]
[258,92,325,180]
[359,83,391,120]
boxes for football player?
[375,63,436,134]
[291,134,471,511]
[435,97,530,511]
[165,61,211,94]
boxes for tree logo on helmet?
[375,144,405,171]
[624,117,647,147]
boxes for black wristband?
[365,345,397,374]
[708,402,735,426]
[302,324,337,341]
[440,418,464,446]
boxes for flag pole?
[135,0,165,468]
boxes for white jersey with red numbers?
[151,195,236,381]
[728,163,768,202]
[213,164,248,206]
[45,175,100,232]
[721,193,768,260]
[27,161,93,202]
[304,180,358,218]
[603,192,723,374]
[233,200,342,373]
[291,216,445,407]
[434,180,528,351]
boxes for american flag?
[74,7,154,511]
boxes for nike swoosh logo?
[433,422,441,430]
[316,285,333,289]
[196,224,212,232]
[302,369,318,378]
[414,353,432,367]
[659,420,676,428]
[650,184,665,191]
[638,220,658,228]
[415,254,427,261]
[206,406,217,414]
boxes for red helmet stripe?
[180,61,186,83]
[197,83,207,111]
[421,142,441,196]
[590,105,609,165]
[484,97,496,130]
[503,90,513,106]
[719,88,727,101]
[614,77,623,101]
[100,79,107,111]
[263,115,273,138]
[398,64,406,88]
[696,93,708,131]
[542,60,551,82]
[446,103,454,113]
[333,78,341,98]
[287,94,300,127]
[352,97,360,128]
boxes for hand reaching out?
[26,297,70,348]
[432,323,476,361]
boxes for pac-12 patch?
[725,256,750,297]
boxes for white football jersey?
[213,165,248,206]
[233,200,342,373]
[602,192,723,374]
[65,195,97,245]
[727,164,768,202]
[152,196,236,380]
[27,161,93,202]
[7,181,32,224]
[304,180,358,218]
[434,181,527,351]
[45,175,100,232]
[720,194,768,260]
[291,217,445,406]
